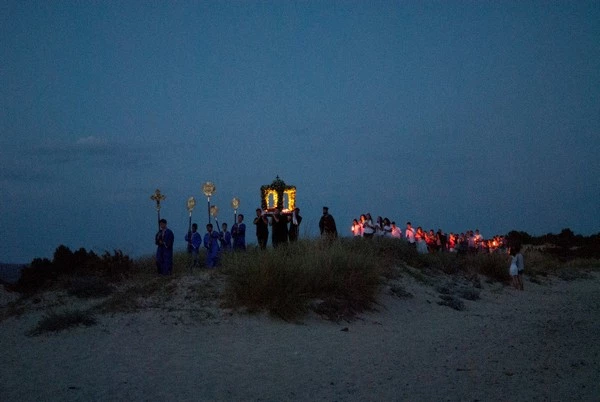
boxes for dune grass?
[27,309,97,336]
[220,239,391,320]
[8,237,600,325]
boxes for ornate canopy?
[260,176,296,213]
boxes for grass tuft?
[28,310,97,336]
[67,276,114,298]
[221,239,389,321]
[437,295,466,311]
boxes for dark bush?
[15,258,54,293]
[67,276,114,298]
[28,310,97,336]
[52,245,75,274]
[99,250,133,280]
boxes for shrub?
[460,253,510,282]
[52,245,75,274]
[437,295,465,311]
[28,310,97,336]
[67,276,114,298]
[458,287,481,301]
[98,250,134,280]
[523,250,561,276]
[420,252,461,274]
[16,258,54,293]
[12,246,139,295]
[221,239,384,321]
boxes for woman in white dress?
[415,227,428,254]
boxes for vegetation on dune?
[13,246,135,294]
[220,239,386,321]
[3,228,599,330]
[27,309,97,336]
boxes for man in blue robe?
[204,223,221,268]
[155,218,175,275]
[231,214,246,251]
[185,223,202,268]
[219,222,232,251]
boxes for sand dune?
[1,273,599,401]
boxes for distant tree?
[557,228,576,249]
[52,245,75,273]
[15,257,53,292]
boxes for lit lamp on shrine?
[231,197,240,223]
[150,189,166,229]
[260,176,296,215]
[202,181,216,224]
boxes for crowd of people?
[155,207,521,288]
[153,207,306,273]
[350,213,508,255]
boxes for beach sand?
[1,272,599,401]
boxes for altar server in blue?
[204,223,221,268]
[219,222,232,251]
[185,223,202,267]
[155,218,175,275]
[231,214,246,251]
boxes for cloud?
[33,136,114,161]
[75,135,111,148]
[26,136,156,167]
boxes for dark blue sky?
[1,1,599,263]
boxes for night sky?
[1,1,599,263]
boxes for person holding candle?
[391,222,402,238]
[351,218,362,237]
[405,222,416,245]
[361,214,375,238]
[415,227,428,254]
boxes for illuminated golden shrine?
[260,176,296,214]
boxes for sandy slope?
[1,273,599,402]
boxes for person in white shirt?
[361,214,375,238]
[405,222,416,244]
[351,218,362,237]
[391,222,403,238]
[382,218,392,237]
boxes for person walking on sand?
[155,218,175,275]
[509,248,520,289]
[513,245,525,290]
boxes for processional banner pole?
[231,197,240,225]
[150,189,166,230]
[203,182,216,225]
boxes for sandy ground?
[1,272,599,402]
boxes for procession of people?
[155,203,515,278]
[349,212,508,255]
